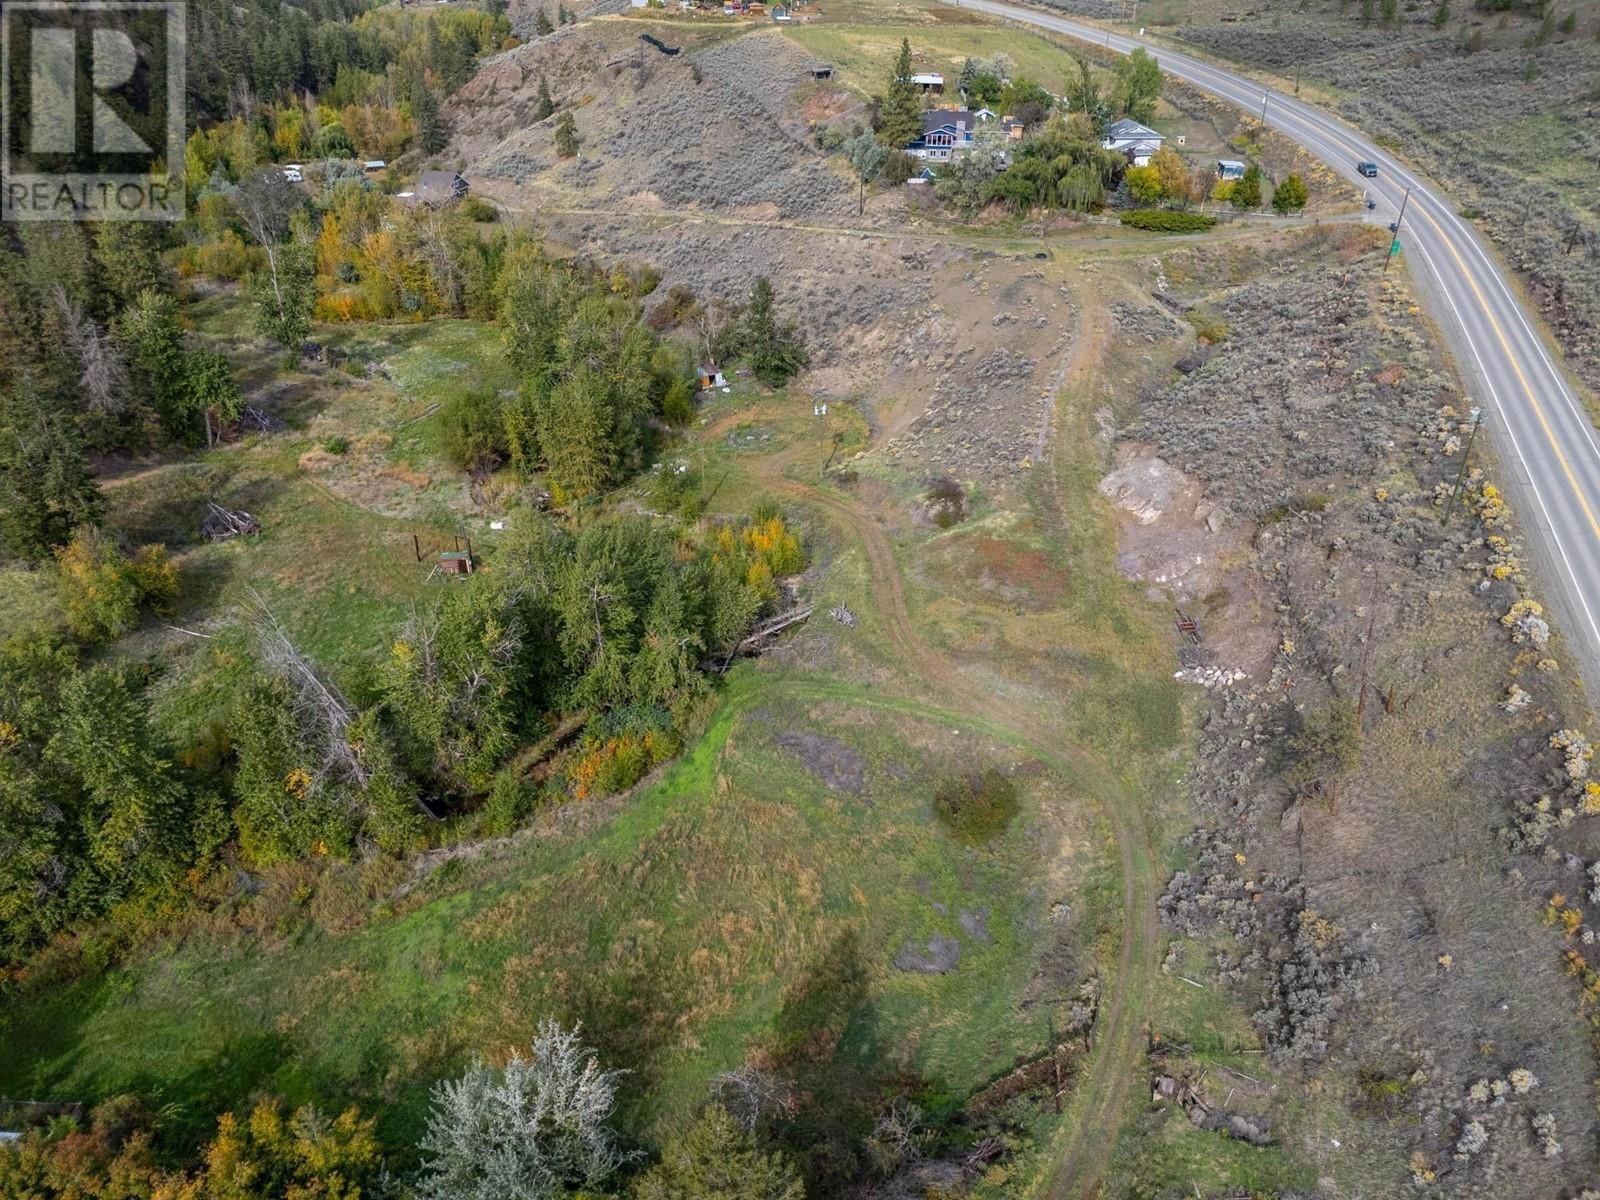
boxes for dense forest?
[0,0,851,1194]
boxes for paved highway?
[963,0,1600,681]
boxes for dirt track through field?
[705,280,1160,1198]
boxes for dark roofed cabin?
[415,171,470,207]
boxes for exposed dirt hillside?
[448,23,856,217]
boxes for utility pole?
[1294,62,1301,94]
[1259,91,1268,127]
[1383,184,1412,274]
[1441,405,1483,526]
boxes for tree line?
[184,0,509,135]
[0,1022,811,1200]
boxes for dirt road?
[703,279,1161,1197]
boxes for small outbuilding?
[699,366,727,388]
[438,550,474,575]
[809,62,834,80]
[911,72,944,94]
[1216,159,1246,180]
[415,170,470,206]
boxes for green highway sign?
[1391,239,1401,254]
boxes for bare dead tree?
[55,288,128,413]
[711,1066,796,1132]
[234,169,306,321]
[228,74,257,122]
[411,208,465,314]
[245,588,367,786]
[866,1098,931,1175]
[301,88,321,143]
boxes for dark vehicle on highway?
[1357,161,1379,177]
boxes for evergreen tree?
[0,636,89,962]
[553,519,670,709]
[627,573,706,708]
[231,673,360,865]
[554,111,580,158]
[535,7,554,34]
[92,224,169,311]
[19,222,97,324]
[415,83,448,155]
[957,56,979,96]
[630,1105,805,1200]
[737,277,808,388]
[419,1021,633,1200]
[535,75,556,120]
[1271,173,1309,214]
[1232,164,1264,209]
[0,387,104,562]
[876,38,923,148]
[537,366,617,499]
[118,289,189,432]
[51,666,190,887]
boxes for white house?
[1101,117,1164,167]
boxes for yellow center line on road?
[1406,202,1600,543]
[993,2,1600,568]
[1260,90,1600,546]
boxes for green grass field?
[0,672,1103,1156]
[781,22,1099,100]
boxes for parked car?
[1357,161,1379,178]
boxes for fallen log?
[711,605,815,671]
[201,501,261,541]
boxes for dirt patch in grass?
[959,534,1065,613]
[893,933,963,974]
[773,729,867,795]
